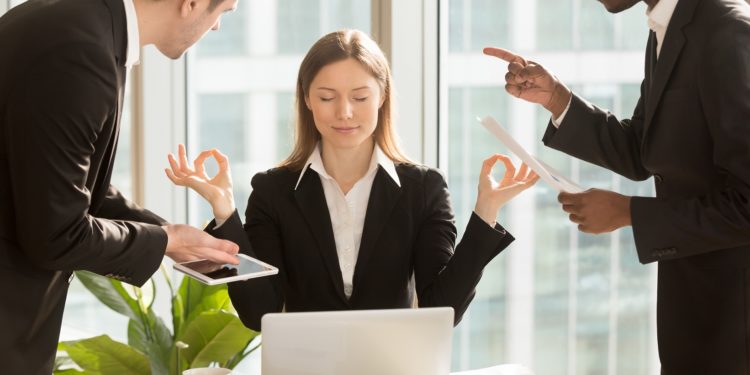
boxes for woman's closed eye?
[319,96,335,102]
[353,96,369,102]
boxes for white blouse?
[294,143,401,298]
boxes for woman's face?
[305,58,384,152]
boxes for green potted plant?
[54,266,259,375]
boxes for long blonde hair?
[279,29,412,171]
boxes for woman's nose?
[336,99,353,119]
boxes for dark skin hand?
[558,189,632,234]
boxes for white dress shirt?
[122,0,140,70]
[552,0,679,128]
[647,0,679,59]
[292,143,401,298]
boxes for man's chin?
[599,0,641,14]
[156,45,186,60]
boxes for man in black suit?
[485,0,750,373]
[0,0,241,373]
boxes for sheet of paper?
[479,116,585,193]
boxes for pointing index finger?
[483,47,528,66]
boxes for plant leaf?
[75,271,142,321]
[54,350,82,374]
[59,335,151,375]
[179,311,258,369]
[176,277,233,337]
[128,312,173,375]
[53,370,85,375]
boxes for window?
[443,1,657,374]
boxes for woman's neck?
[320,138,376,194]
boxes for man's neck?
[132,0,159,47]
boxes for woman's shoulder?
[251,166,301,190]
[395,163,447,187]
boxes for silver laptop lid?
[261,307,454,375]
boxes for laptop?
[261,307,454,375]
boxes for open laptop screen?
[261,307,454,375]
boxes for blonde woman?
[166,30,538,331]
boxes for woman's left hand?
[474,154,539,226]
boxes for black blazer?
[0,0,167,373]
[542,0,750,372]
[209,164,514,331]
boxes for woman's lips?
[332,126,359,134]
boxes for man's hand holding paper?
[479,115,632,234]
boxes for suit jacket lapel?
[352,167,402,293]
[293,169,349,303]
[643,0,699,138]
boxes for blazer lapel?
[643,0,699,139]
[352,167,403,292]
[293,170,349,303]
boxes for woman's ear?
[304,95,312,111]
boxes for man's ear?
[180,0,198,18]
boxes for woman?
[166,29,538,331]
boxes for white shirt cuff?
[213,218,227,229]
[551,96,573,128]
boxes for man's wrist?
[619,196,632,227]
[546,82,572,119]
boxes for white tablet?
[173,253,278,285]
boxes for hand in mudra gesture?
[165,144,236,221]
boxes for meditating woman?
[166,29,538,331]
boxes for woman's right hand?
[165,144,236,222]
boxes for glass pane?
[187,1,370,236]
[580,1,614,50]
[536,0,573,50]
[196,6,247,57]
[449,0,509,52]
[469,0,509,51]
[444,1,657,374]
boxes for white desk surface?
[450,364,535,375]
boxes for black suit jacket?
[542,0,750,372]
[0,0,167,373]
[209,164,514,331]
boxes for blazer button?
[654,174,663,183]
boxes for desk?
[451,364,534,375]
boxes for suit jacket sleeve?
[629,26,750,263]
[97,185,167,226]
[542,83,651,182]
[541,24,750,263]
[4,44,166,286]
[211,173,284,331]
[413,169,514,324]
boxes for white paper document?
[479,116,585,193]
